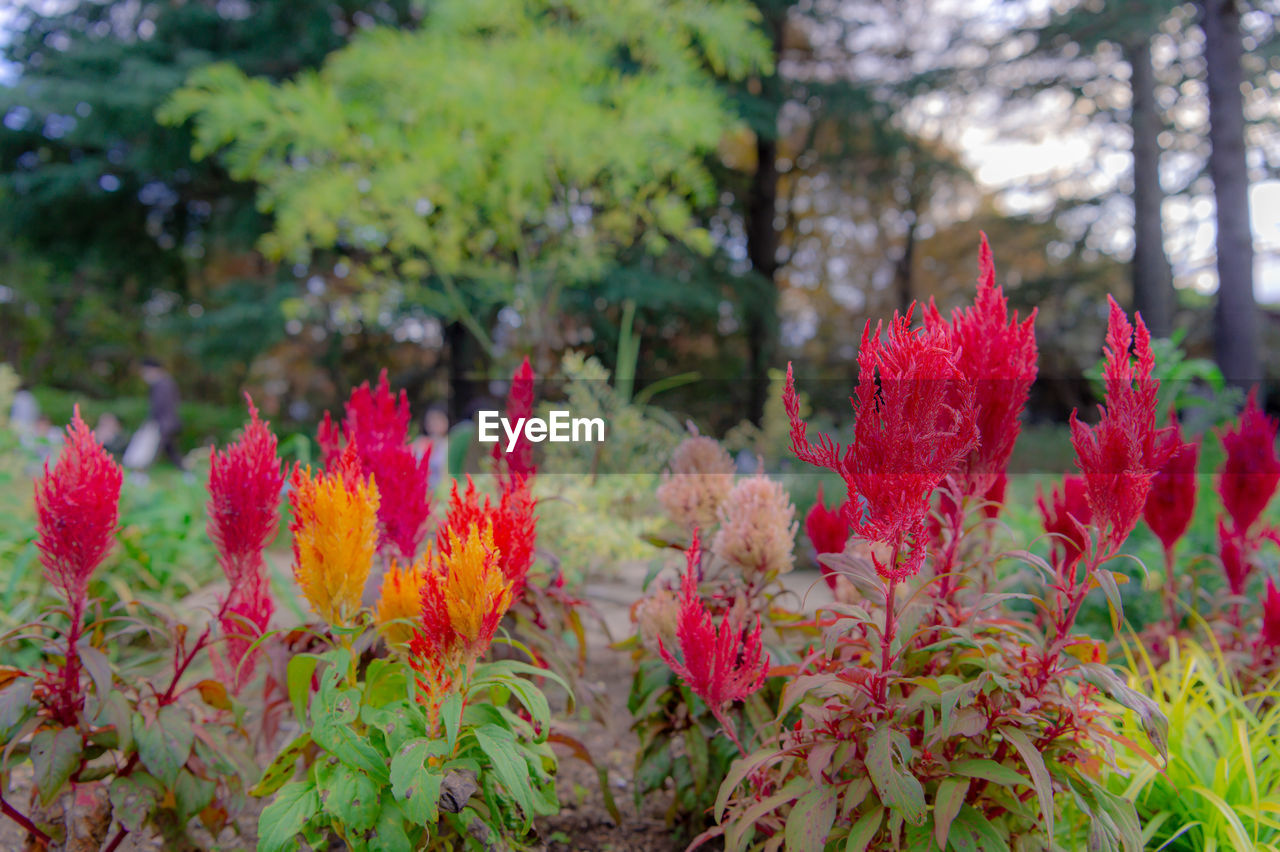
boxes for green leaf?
[473,724,535,819]
[1080,662,1168,759]
[947,759,1029,790]
[251,732,312,798]
[866,724,926,825]
[133,704,194,787]
[77,641,113,701]
[441,691,463,754]
[108,774,159,833]
[1092,569,1125,630]
[784,787,837,852]
[714,748,786,820]
[390,738,447,825]
[258,781,320,852]
[845,806,884,852]
[93,691,133,753]
[685,724,710,794]
[0,677,35,739]
[933,777,969,850]
[175,770,217,825]
[370,797,412,851]
[1000,727,1054,841]
[947,805,1009,852]
[319,762,381,833]
[31,728,83,806]
[286,653,320,723]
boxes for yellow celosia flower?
[289,458,380,627]
[375,554,428,649]
[429,523,513,657]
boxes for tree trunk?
[893,208,918,316]
[1200,0,1259,387]
[1124,37,1175,338]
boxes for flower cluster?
[1216,389,1280,596]
[785,305,978,580]
[657,532,768,749]
[1037,473,1092,569]
[290,446,381,627]
[493,357,537,487]
[1069,296,1174,558]
[712,474,797,586]
[374,555,427,650]
[1143,415,1201,557]
[207,398,287,691]
[319,370,432,562]
[656,435,737,530]
[34,407,123,618]
[437,475,537,597]
[804,485,847,591]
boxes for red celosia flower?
[785,306,978,580]
[1261,578,1280,648]
[437,476,537,596]
[805,485,847,591]
[658,532,769,712]
[1037,474,1092,568]
[493,357,537,487]
[981,472,1008,520]
[925,234,1038,499]
[207,396,287,585]
[1142,413,1200,556]
[1219,519,1252,596]
[35,407,123,618]
[207,397,286,692]
[1069,297,1174,557]
[1217,388,1280,539]
[318,371,432,561]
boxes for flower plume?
[805,485,848,591]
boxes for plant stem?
[876,542,902,705]
[1163,546,1179,629]
[0,791,51,847]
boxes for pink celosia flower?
[805,485,847,591]
[1220,519,1251,596]
[35,407,123,618]
[784,306,979,580]
[656,435,736,530]
[1142,414,1200,556]
[1261,578,1280,648]
[981,472,1008,520]
[1037,474,1092,569]
[493,357,537,488]
[713,474,797,585]
[925,234,1038,499]
[1217,388,1280,539]
[1069,297,1174,557]
[207,398,286,692]
[318,371,432,562]
[658,532,769,715]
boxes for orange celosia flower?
[375,555,428,649]
[419,522,513,664]
[289,447,380,626]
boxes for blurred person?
[94,412,127,457]
[140,358,184,469]
[9,384,39,439]
[412,403,450,489]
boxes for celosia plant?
[707,243,1168,852]
[1142,414,1200,625]
[712,474,797,590]
[657,435,737,530]
[804,485,847,591]
[1,403,288,850]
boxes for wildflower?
[318,371,431,562]
[656,436,736,530]
[375,555,429,650]
[1261,578,1280,648]
[658,533,768,728]
[785,306,978,580]
[208,398,286,692]
[713,474,797,586]
[1218,388,1280,539]
[925,233,1038,498]
[1069,297,1174,556]
[1037,474,1092,568]
[493,357,537,487]
[34,407,123,618]
[804,485,847,591]
[416,522,513,665]
[1142,414,1200,556]
[289,447,380,626]
[634,585,681,655]
[437,476,536,596]
[1220,519,1251,597]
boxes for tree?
[1201,0,1260,386]
[160,0,772,378]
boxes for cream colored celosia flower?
[635,585,681,655]
[713,474,797,585]
[656,436,736,530]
